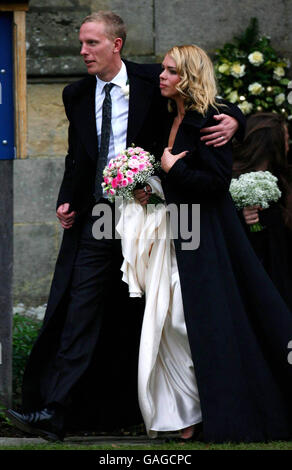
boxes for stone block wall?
[14,0,292,304]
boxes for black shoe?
[6,407,65,442]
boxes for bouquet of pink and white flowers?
[102,145,163,204]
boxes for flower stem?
[250,222,263,232]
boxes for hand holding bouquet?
[229,171,281,231]
[102,145,164,204]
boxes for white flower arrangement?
[214,18,292,117]
[229,171,281,231]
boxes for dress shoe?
[6,407,65,442]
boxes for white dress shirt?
[95,61,129,166]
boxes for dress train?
[116,177,201,436]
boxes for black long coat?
[22,61,167,430]
[162,107,292,442]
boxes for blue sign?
[0,13,14,160]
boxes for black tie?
[94,82,115,202]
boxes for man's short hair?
[81,11,127,50]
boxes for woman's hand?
[200,114,238,147]
[242,205,262,225]
[161,147,188,173]
[134,184,152,206]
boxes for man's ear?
[113,37,123,53]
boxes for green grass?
[1,440,292,450]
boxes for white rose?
[227,90,239,103]
[248,51,264,66]
[230,63,246,78]
[121,84,130,100]
[218,63,230,74]
[273,66,285,80]
[238,101,253,115]
[248,82,264,95]
[275,93,285,106]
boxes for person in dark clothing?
[233,112,292,309]
[135,45,292,443]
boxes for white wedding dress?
[116,177,202,437]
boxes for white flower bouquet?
[229,171,282,232]
[102,145,164,204]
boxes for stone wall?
[14,0,292,304]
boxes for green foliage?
[214,17,292,118]
[1,440,292,450]
[12,313,41,405]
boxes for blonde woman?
[134,45,292,443]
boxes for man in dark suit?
[7,11,243,441]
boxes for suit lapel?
[73,76,98,164]
[126,64,156,147]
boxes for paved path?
[0,433,178,447]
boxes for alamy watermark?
[91,199,200,251]
[287,340,292,365]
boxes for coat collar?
[171,106,218,154]
[181,106,217,129]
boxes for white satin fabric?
[116,177,202,436]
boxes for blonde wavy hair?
[167,44,220,115]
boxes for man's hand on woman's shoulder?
[200,114,239,147]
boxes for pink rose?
[116,172,123,182]
[128,160,139,169]
[111,178,118,189]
